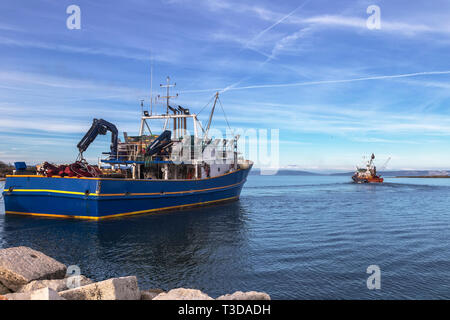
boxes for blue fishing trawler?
[2,78,252,220]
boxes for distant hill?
[380,170,449,177]
[328,171,355,176]
[251,169,450,177]
[249,169,323,176]
[329,170,450,177]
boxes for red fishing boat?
[352,153,384,183]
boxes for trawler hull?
[2,167,251,220]
[351,175,384,183]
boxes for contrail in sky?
[244,0,312,49]
[180,70,450,94]
[224,0,312,93]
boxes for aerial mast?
[159,76,178,114]
[158,76,178,131]
[150,57,153,115]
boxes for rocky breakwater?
[0,246,270,300]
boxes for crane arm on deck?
[77,118,119,159]
[146,130,172,156]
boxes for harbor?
[1,0,450,306]
[3,175,450,299]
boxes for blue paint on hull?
[2,168,251,219]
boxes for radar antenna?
[158,76,178,115]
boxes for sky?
[0,0,450,171]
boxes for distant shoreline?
[395,176,450,178]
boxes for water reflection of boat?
[0,201,249,295]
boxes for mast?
[205,92,219,139]
[139,99,145,135]
[159,76,177,114]
[369,153,375,168]
[150,57,153,116]
[158,76,178,131]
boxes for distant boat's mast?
[368,153,375,168]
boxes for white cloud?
[268,27,311,59]
[301,14,445,36]
[0,23,21,32]
[0,70,146,101]
[0,36,178,63]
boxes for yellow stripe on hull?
[3,181,243,198]
[4,211,101,220]
[3,188,99,196]
[4,196,240,221]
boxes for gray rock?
[141,288,164,300]
[5,292,31,300]
[0,246,67,291]
[216,291,271,300]
[5,287,65,300]
[153,288,213,300]
[0,281,11,295]
[4,291,32,300]
[17,275,92,293]
[59,276,140,300]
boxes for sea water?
[1,176,450,299]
